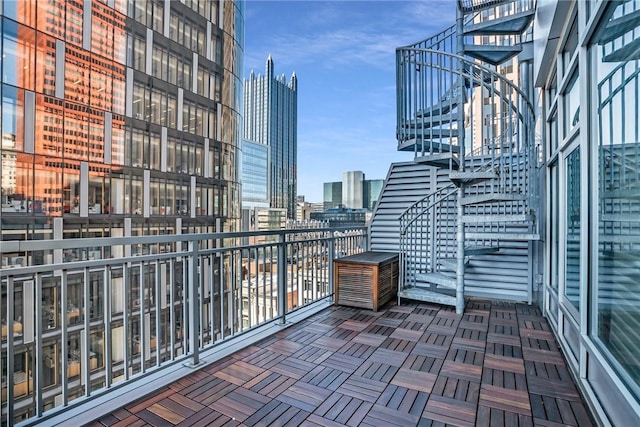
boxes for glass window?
[2,19,36,90]
[2,85,25,152]
[594,0,640,390]
[563,70,579,136]
[564,148,580,312]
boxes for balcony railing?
[0,227,368,425]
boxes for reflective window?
[594,0,640,390]
[564,148,580,312]
[2,19,36,90]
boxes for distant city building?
[342,171,364,209]
[241,139,270,211]
[296,200,314,221]
[323,171,383,211]
[310,207,368,228]
[240,139,269,235]
[323,182,343,210]
[243,56,297,219]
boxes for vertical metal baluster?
[104,266,112,388]
[35,273,43,417]
[83,267,91,396]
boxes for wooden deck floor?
[86,300,593,427]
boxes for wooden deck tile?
[148,401,187,424]
[310,335,349,351]
[373,317,404,329]
[402,353,444,374]
[440,360,483,383]
[354,360,398,381]
[321,352,365,373]
[338,319,372,331]
[431,376,480,403]
[277,381,333,412]
[522,347,565,365]
[213,360,265,385]
[209,387,271,422]
[293,344,333,364]
[423,394,476,427]
[266,338,306,356]
[412,342,449,359]
[479,383,531,415]
[379,385,429,417]
[381,336,416,353]
[363,403,421,426]
[244,371,297,398]
[337,375,387,402]
[86,300,594,427]
[390,367,437,393]
[270,356,318,379]
[339,341,376,359]
[301,366,350,391]
[390,327,424,342]
[484,353,525,374]
[451,336,486,352]
[369,347,409,367]
[351,332,387,347]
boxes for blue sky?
[243,0,456,202]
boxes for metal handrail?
[0,227,368,425]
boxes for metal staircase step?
[463,10,535,35]
[463,45,522,65]
[597,9,640,44]
[398,287,456,307]
[449,171,496,185]
[460,193,526,205]
[415,152,460,168]
[415,112,455,124]
[462,214,534,223]
[415,272,456,289]
[399,138,462,153]
[464,245,499,256]
[439,257,468,271]
[466,232,540,241]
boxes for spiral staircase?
[391,0,538,313]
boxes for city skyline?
[243,0,456,202]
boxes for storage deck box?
[334,251,399,311]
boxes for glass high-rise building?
[243,56,297,219]
[323,172,383,211]
[0,0,243,265]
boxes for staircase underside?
[464,45,523,65]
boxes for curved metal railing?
[398,184,457,290]
[396,49,535,195]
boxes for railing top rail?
[0,226,368,254]
[396,48,535,115]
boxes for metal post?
[187,240,201,366]
[456,2,466,314]
[328,231,336,301]
[277,232,287,324]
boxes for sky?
[243,0,456,203]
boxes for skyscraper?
[323,171,383,211]
[0,0,244,266]
[243,56,297,219]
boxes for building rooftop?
[84,300,593,427]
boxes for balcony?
[1,229,594,426]
[86,300,592,427]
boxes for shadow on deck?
[85,300,594,427]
